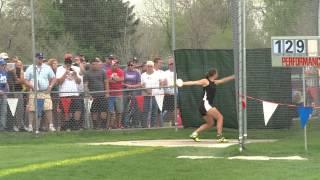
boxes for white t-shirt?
[163,70,177,94]
[56,65,81,97]
[141,71,161,95]
[154,69,165,95]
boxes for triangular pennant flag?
[262,101,278,126]
[61,98,72,114]
[176,108,183,128]
[242,98,246,109]
[36,99,45,118]
[155,95,164,112]
[135,96,144,112]
[7,98,18,116]
[298,106,313,128]
[88,98,93,111]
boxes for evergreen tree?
[59,0,139,57]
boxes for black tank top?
[201,78,216,105]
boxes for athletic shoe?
[49,124,56,132]
[27,125,33,132]
[190,132,200,142]
[217,136,228,143]
[13,126,19,132]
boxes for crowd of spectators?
[0,52,177,133]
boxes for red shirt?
[106,68,124,96]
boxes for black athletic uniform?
[199,78,216,116]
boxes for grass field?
[0,125,320,180]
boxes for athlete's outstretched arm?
[183,79,208,87]
[214,75,235,85]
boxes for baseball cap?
[146,61,154,66]
[64,53,73,61]
[35,52,44,59]
[107,54,115,59]
[0,52,9,59]
[0,58,6,65]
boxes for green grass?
[0,127,320,180]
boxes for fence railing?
[0,87,181,133]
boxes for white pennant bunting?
[88,98,93,111]
[84,98,93,111]
[155,95,164,112]
[263,101,279,126]
[7,98,18,116]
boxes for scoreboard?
[271,36,320,67]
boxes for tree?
[0,0,32,62]
[254,0,318,47]
[58,0,139,59]
[35,0,79,60]
[138,0,233,56]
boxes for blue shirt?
[25,64,55,91]
[0,69,8,92]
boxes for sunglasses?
[128,64,134,66]
[169,63,174,65]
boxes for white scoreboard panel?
[271,36,320,67]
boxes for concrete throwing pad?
[177,156,223,159]
[85,139,276,148]
[228,156,307,161]
[177,155,307,161]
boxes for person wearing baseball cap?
[35,52,44,59]
[56,53,83,131]
[103,54,116,71]
[105,56,124,129]
[140,60,161,128]
[0,52,9,61]
[24,52,57,133]
[0,58,9,131]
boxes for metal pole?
[124,4,129,61]
[170,0,178,131]
[171,0,176,52]
[242,0,247,144]
[318,0,320,35]
[302,68,308,152]
[238,0,244,152]
[31,0,38,134]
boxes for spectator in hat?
[1,54,21,131]
[141,60,161,128]
[0,58,9,131]
[103,54,115,72]
[105,58,124,129]
[25,53,57,133]
[0,52,9,61]
[56,53,83,130]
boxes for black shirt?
[201,78,216,106]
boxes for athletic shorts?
[91,96,108,113]
[59,96,84,114]
[163,94,175,112]
[199,100,215,116]
[107,96,123,113]
[28,92,53,111]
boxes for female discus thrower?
[176,68,234,143]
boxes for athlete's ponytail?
[205,68,217,79]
